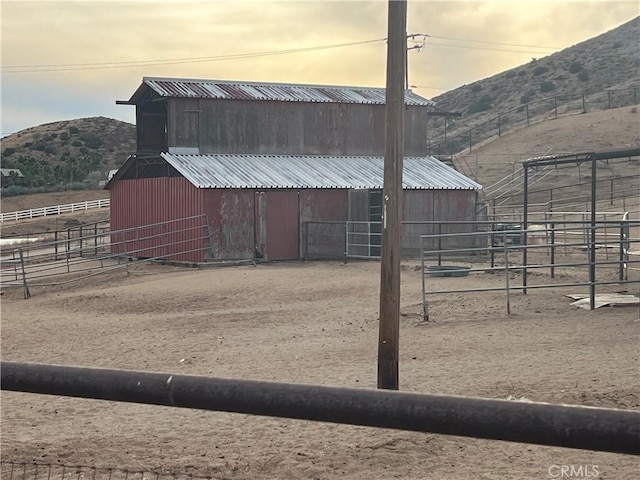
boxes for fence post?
[504,233,510,315]
[79,226,83,257]
[608,90,612,109]
[526,104,530,126]
[437,223,442,266]
[94,223,98,256]
[554,96,558,119]
[18,249,31,299]
[344,222,349,264]
[582,94,586,113]
[54,230,59,261]
[610,178,614,205]
[469,130,472,152]
[550,222,555,278]
[122,232,130,276]
[304,222,309,262]
[634,87,637,106]
[12,250,18,281]
[65,234,71,273]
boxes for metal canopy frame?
[521,147,640,309]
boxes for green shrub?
[68,126,79,135]
[43,145,56,155]
[540,81,555,93]
[32,142,47,151]
[80,133,103,149]
[72,140,82,147]
[517,70,527,77]
[60,132,69,141]
[533,66,548,76]
[569,61,583,74]
[578,70,590,82]
[3,147,16,157]
[468,94,493,114]
[79,147,89,154]
[471,83,482,92]
[505,70,517,79]
[612,41,622,49]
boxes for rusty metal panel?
[220,190,254,259]
[299,189,348,258]
[138,77,435,106]
[265,191,299,261]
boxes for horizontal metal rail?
[0,199,110,223]
[2,361,638,455]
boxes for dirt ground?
[1,260,639,480]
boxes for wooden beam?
[378,0,406,391]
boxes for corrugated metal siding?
[109,177,205,262]
[184,99,425,156]
[139,77,434,106]
[160,153,482,190]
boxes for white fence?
[0,199,110,223]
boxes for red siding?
[110,177,205,262]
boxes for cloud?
[1,1,638,133]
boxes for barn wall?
[403,189,478,255]
[203,189,255,260]
[110,176,205,262]
[165,99,428,156]
[299,189,349,259]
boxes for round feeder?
[426,265,471,277]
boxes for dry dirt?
[1,260,639,479]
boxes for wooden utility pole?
[378,0,406,390]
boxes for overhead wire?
[3,33,567,74]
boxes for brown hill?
[1,116,135,185]
[428,16,640,146]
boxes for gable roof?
[109,153,480,190]
[122,77,435,106]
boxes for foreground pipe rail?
[2,361,639,455]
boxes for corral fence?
[0,214,213,299]
[0,462,210,480]
[2,362,639,456]
[303,220,487,261]
[420,219,639,319]
[426,87,640,164]
[0,198,110,223]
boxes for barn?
[106,153,481,262]
[108,76,482,262]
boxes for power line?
[2,33,564,74]
[428,35,561,50]
[1,38,386,74]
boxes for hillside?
[428,16,640,146]
[1,117,135,189]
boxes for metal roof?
[159,153,481,190]
[129,77,434,106]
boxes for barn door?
[255,191,300,261]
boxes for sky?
[1,0,638,136]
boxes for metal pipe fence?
[2,361,639,455]
[420,222,639,319]
[0,462,212,480]
[0,215,213,299]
